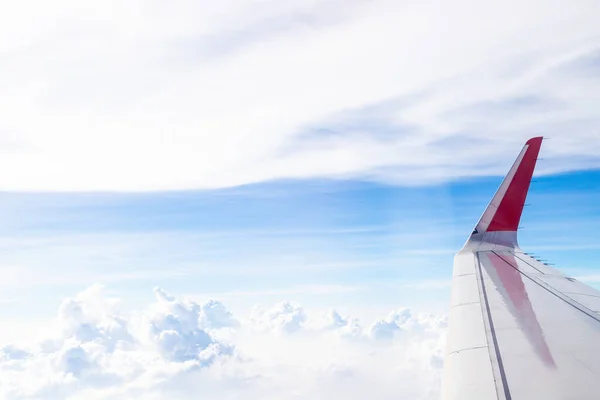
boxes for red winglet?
[486,137,543,231]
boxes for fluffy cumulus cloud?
[249,301,307,334]
[0,286,446,399]
[0,0,599,191]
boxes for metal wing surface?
[443,137,600,400]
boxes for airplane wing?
[442,137,600,399]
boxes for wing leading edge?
[442,137,600,400]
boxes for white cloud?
[0,0,599,191]
[145,287,233,362]
[0,285,446,399]
[198,299,239,330]
[249,301,307,334]
[318,309,364,339]
[369,308,447,341]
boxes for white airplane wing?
[442,137,600,399]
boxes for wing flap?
[474,250,600,399]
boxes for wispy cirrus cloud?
[0,0,599,191]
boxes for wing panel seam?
[452,301,481,308]
[563,292,600,299]
[448,345,488,356]
[475,252,512,400]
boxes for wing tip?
[475,136,544,235]
[526,136,544,146]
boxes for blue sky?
[1,1,600,398]
[2,167,599,322]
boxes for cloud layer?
[0,285,446,399]
[0,0,599,190]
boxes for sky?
[1,0,600,399]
